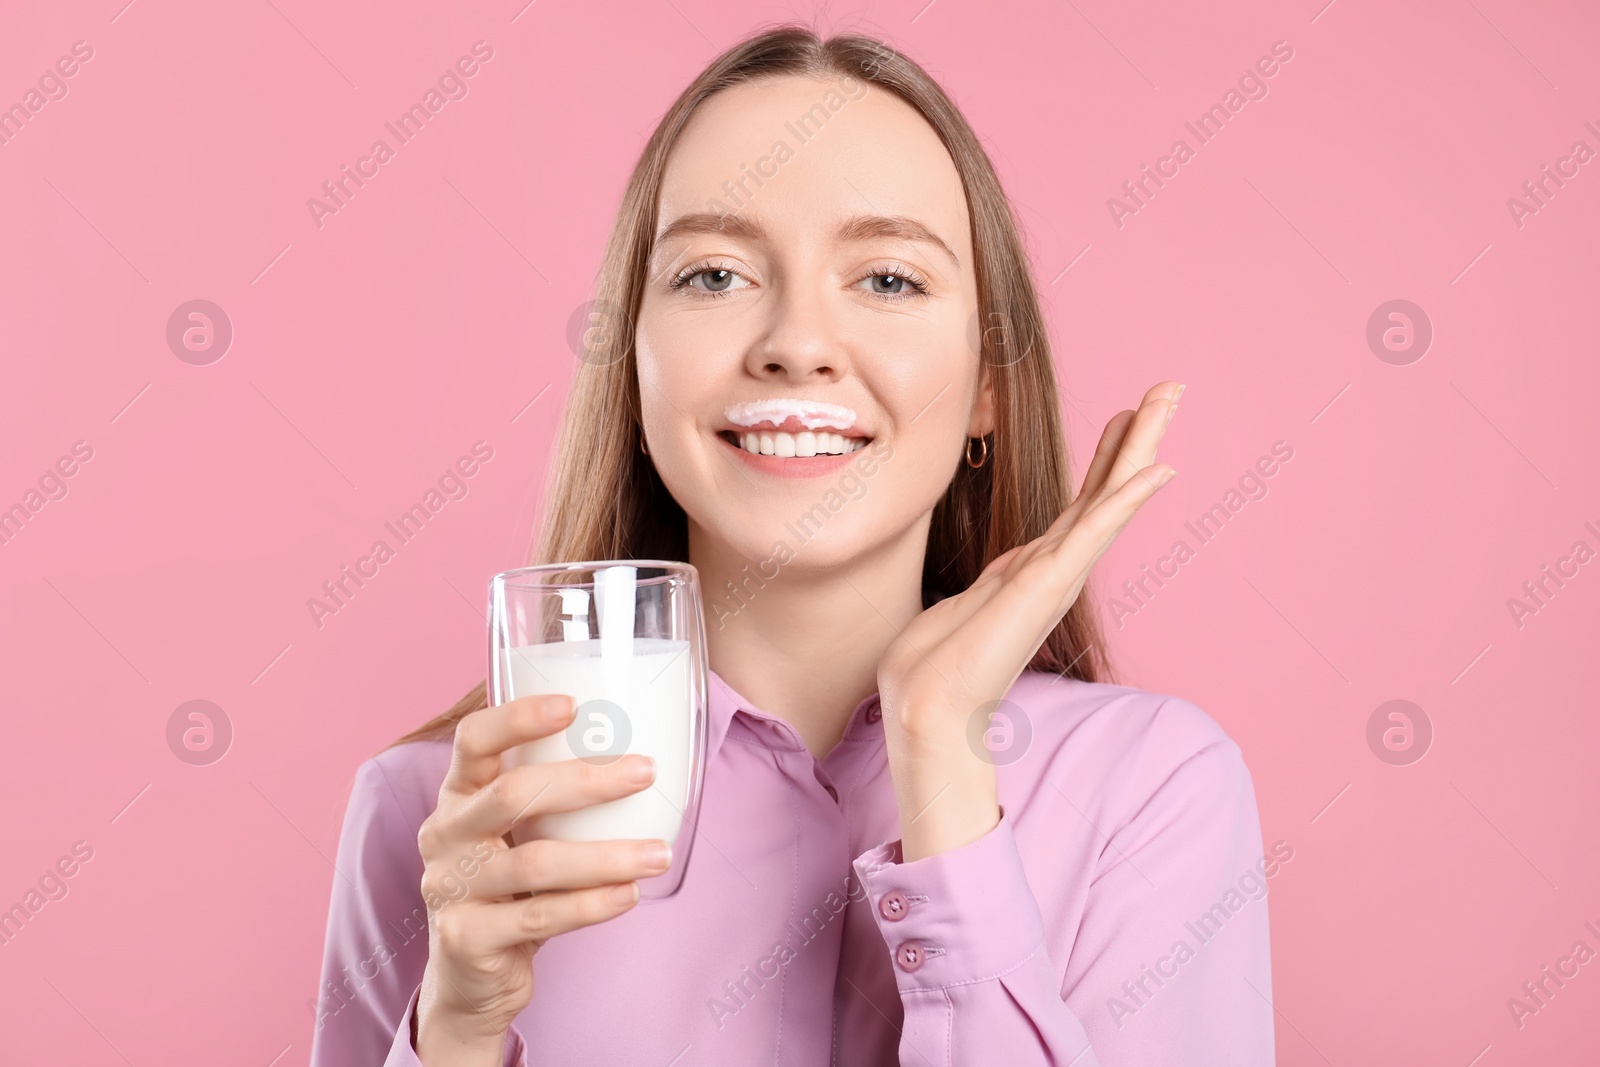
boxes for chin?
[697,511,869,571]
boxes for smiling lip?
[717,397,874,475]
[716,432,872,478]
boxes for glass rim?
[490,560,698,590]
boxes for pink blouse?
[309,668,1277,1065]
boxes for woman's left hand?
[877,380,1183,861]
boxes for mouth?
[719,398,872,458]
[716,426,872,457]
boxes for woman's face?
[635,73,989,573]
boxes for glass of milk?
[489,561,708,900]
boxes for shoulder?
[339,738,455,842]
[1005,669,1238,765]
[1001,671,1253,820]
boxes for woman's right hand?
[412,694,668,1066]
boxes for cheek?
[634,320,699,427]
[882,352,981,503]
[888,422,969,515]
[633,320,730,492]
[636,304,738,393]
[875,331,977,440]
[857,304,974,382]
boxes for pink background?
[2,0,1597,1063]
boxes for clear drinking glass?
[488,561,708,900]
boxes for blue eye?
[668,262,930,301]
[854,266,930,301]
[670,264,750,297]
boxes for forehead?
[656,74,972,261]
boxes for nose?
[744,278,849,382]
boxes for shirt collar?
[706,667,883,762]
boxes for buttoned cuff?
[386,984,529,1067]
[852,806,1050,993]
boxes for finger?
[454,838,671,899]
[452,756,656,841]
[1023,407,1166,566]
[893,389,1178,674]
[442,696,576,795]
[966,457,1103,609]
[1074,408,1136,507]
[965,462,1176,661]
[438,883,640,955]
[1063,461,1177,574]
[1036,391,1165,556]
[1095,381,1182,503]
[1028,407,1136,554]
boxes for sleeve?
[851,736,1275,1067]
[852,806,1099,1066]
[307,753,533,1067]
[379,987,530,1067]
[1066,737,1276,1065]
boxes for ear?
[967,358,997,438]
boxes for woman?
[309,25,1274,1067]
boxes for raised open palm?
[879,380,1183,743]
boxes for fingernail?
[642,842,671,872]
[1158,467,1177,487]
[1173,383,1186,401]
[1164,401,1179,427]
[609,882,639,907]
[627,756,656,784]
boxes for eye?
[852,263,931,301]
[669,263,751,298]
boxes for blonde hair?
[390,23,1111,748]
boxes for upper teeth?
[739,431,864,457]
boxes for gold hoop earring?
[965,435,988,469]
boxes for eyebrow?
[654,211,960,268]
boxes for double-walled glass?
[488,561,708,900]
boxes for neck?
[690,517,930,759]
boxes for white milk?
[500,637,693,847]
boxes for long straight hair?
[389,24,1112,749]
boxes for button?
[878,890,909,921]
[865,703,882,724]
[895,941,925,972]
[823,784,839,803]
